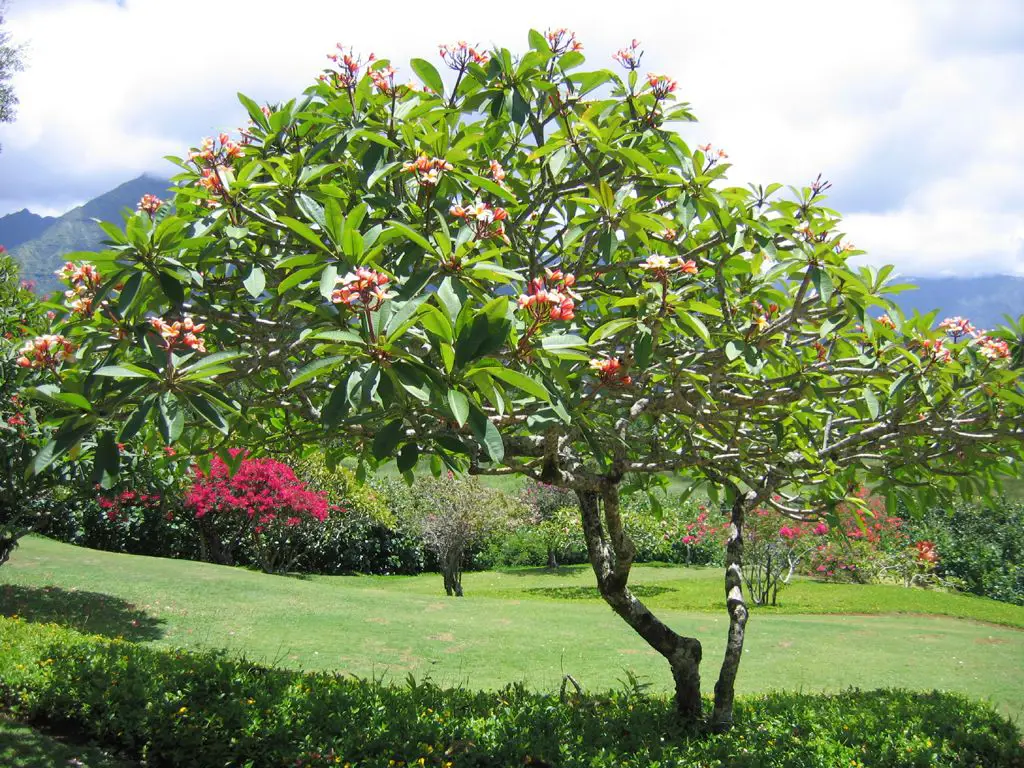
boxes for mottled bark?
[442,550,464,597]
[546,546,558,569]
[577,486,703,721]
[712,494,750,730]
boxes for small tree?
[0,0,24,150]
[21,32,1024,730]
[185,451,330,573]
[409,473,519,596]
[520,480,578,567]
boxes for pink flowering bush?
[186,451,330,573]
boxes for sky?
[1,0,1022,277]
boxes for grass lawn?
[0,717,132,768]
[2,535,1023,723]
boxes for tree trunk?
[442,549,464,597]
[711,494,750,730]
[546,545,558,569]
[576,487,703,721]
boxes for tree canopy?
[14,31,1024,727]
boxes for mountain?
[0,208,57,250]
[6,174,170,294]
[897,276,1023,331]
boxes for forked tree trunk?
[711,494,750,730]
[576,487,704,721]
[442,549,464,597]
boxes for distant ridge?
[5,174,170,294]
[2,175,1021,329]
[898,276,1023,331]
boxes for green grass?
[0,717,131,767]
[2,535,1023,722]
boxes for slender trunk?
[546,545,558,569]
[712,494,750,730]
[576,487,703,721]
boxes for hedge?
[1,617,1021,767]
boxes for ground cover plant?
[13,28,1024,730]
[1,615,1023,768]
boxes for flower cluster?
[188,133,243,200]
[402,154,453,186]
[877,314,897,330]
[590,357,632,387]
[150,317,207,353]
[938,316,975,339]
[698,143,728,164]
[324,45,374,89]
[186,451,330,528]
[546,28,583,54]
[56,261,102,316]
[369,65,397,96]
[330,268,395,310]
[647,74,678,99]
[638,254,698,279]
[16,334,75,369]
[137,194,164,217]
[517,268,578,322]
[450,199,509,242]
[935,316,1012,361]
[439,41,489,70]
[919,337,952,364]
[915,540,938,564]
[613,39,643,70]
[97,489,163,523]
[976,335,1011,360]
[489,159,506,182]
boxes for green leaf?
[118,271,144,314]
[385,220,434,253]
[811,265,835,303]
[724,340,744,362]
[678,312,711,345]
[322,378,351,428]
[447,389,469,427]
[589,318,635,344]
[94,364,160,380]
[476,367,550,402]
[183,392,229,433]
[279,215,330,253]
[157,394,185,443]
[468,406,504,463]
[372,420,405,460]
[410,58,444,95]
[289,355,348,387]
[243,266,266,299]
[319,264,338,301]
[92,432,120,488]
[541,333,587,351]
[397,443,420,473]
[50,392,92,411]
[119,397,155,443]
[863,387,880,420]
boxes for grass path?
[0,717,132,768]
[2,536,1023,721]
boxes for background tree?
[0,0,24,151]
[407,473,519,596]
[19,32,1024,730]
[519,480,578,567]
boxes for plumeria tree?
[16,30,1024,729]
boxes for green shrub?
[911,500,1024,606]
[2,617,1020,768]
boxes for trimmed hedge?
[1,617,1021,767]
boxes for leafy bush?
[186,450,330,573]
[910,500,1024,606]
[1,617,1021,767]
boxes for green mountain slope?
[0,209,57,250]
[9,174,170,295]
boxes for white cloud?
[1,0,1023,276]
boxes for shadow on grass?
[524,584,676,600]
[0,584,164,641]
[0,717,134,768]
[494,564,590,577]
